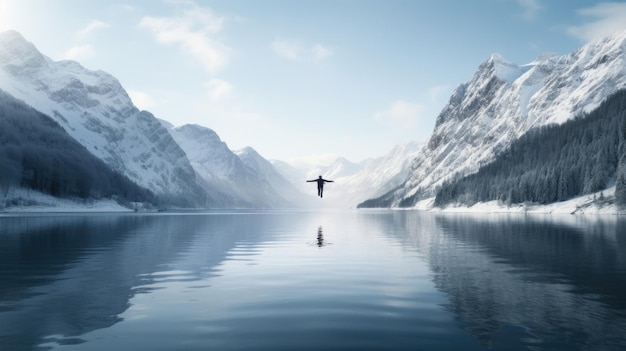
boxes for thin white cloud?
[76,20,109,39]
[64,45,96,60]
[567,2,626,42]
[271,39,299,60]
[113,4,136,12]
[517,0,542,20]
[205,78,233,101]
[311,43,333,61]
[374,100,425,128]
[272,39,333,62]
[427,85,451,101]
[127,90,158,110]
[139,3,231,74]
[62,20,109,61]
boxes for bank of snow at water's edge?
[417,186,624,215]
[1,188,135,213]
[2,185,623,215]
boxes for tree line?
[0,90,154,205]
[434,89,626,208]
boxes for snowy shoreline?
[1,188,136,214]
[2,187,625,215]
[415,186,625,215]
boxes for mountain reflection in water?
[0,211,624,351]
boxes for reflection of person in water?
[306,175,334,198]
[317,226,324,247]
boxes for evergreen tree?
[0,90,155,205]
[435,89,626,208]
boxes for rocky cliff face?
[0,30,202,205]
[363,30,626,208]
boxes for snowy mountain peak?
[306,157,362,180]
[174,124,223,145]
[234,146,259,157]
[0,30,203,205]
[585,29,626,53]
[169,124,233,175]
[234,146,268,172]
[560,30,626,78]
[0,30,48,73]
[362,29,626,208]
[168,124,307,208]
[486,53,528,83]
[532,51,559,64]
[234,147,282,183]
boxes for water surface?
[1,211,625,350]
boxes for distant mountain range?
[0,30,414,209]
[293,141,423,208]
[2,29,626,211]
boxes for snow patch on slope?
[281,141,424,208]
[428,187,623,215]
[1,188,134,213]
[0,30,200,202]
[491,53,529,83]
[372,30,626,209]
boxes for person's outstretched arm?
[306,179,315,182]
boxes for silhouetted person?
[307,175,334,198]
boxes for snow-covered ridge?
[0,29,424,210]
[282,141,423,208]
[0,30,201,204]
[490,53,531,83]
[167,123,307,208]
[365,29,626,208]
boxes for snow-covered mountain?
[327,141,422,208]
[276,141,423,208]
[167,123,307,208]
[0,30,203,206]
[0,30,310,209]
[362,30,626,208]
[235,146,310,207]
[308,157,363,180]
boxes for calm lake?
[0,210,625,350]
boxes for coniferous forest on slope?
[0,90,154,205]
[434,89,626,208]
[3,81,626,210]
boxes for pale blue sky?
[2,0,626,166]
